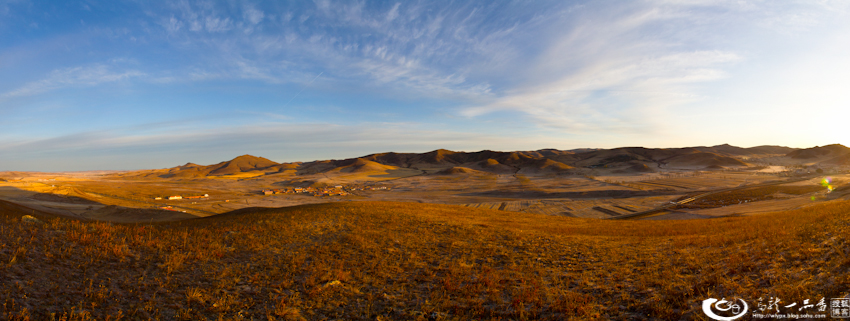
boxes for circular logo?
[702,298,748,320]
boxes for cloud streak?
[1,64,144,99]
[457,2,751,134]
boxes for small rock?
[237,285,255,294]
[21,215,42,224]
[321,280,341,288]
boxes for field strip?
[592,206,622,216]
[639,181,692,189]
[74,188,218,216]
[611,177,810,220]
[613,205,637,212]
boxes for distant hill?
[613,162,655,174]
[474,158,517,174]
[692,144,796,156]
[207,155,279,176]
[664,152,749,168]
[150,155,281,178]
[332,158,398,173]
[744,145,798,155]
[436,167,487,175]
[113,144,850,180]
[822,153,850,166]
[786,144,850,159]
[568,147,747,169]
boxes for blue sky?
[1,0,849,171]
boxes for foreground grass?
[1,200,849,320]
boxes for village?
[261,184,390,197]
[154,194,209,201]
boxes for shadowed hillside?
[823,153,850,166]
[125,155,282,178]
[664,152,749,168]
[0,199,57,218]
[333,158,398,173]
[207,155,279,176]
[436,166,487,175]
[787,144,850,160]
[693,143,797,156]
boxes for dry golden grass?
[679,185,825,208]
[1,200,849,320]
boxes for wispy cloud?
[141,1,525,99]
[0,0,27,16]
[243,9,264,25]
[1,64,144,98]
[459,3,748,134]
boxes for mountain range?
[120,144,850,179]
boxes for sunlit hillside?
[2,200,848,320]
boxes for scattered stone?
[237,285,255,294]
[21,215,42,224]
[321,280,341,288]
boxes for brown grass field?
[677,185,825,208]
[2,199,849,320]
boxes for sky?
[1,0,849,171]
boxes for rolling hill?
[822,152,850,166]
[110,144,850,180]
[664,152,750,168]
[331,158,399,173]
[436,166,488,175]
[144,155,282,178]
[206,155,279,176]
[786,144,850,160]
[693,143,797,156]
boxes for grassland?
[2,200,849,320]
[678,185,824,209]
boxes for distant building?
[168,195,182,200]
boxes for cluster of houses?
[261,185,391,197]
[262,186,349,197]
[154,194,209,200]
